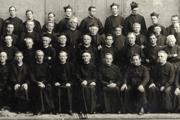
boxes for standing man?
[104,3,124,34]
[124,1,147,35]
[166,15,179,35]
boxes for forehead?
[59,52,67,56]
[106,36,113,39]
[42,36,51,41]
[9,7,16,11]
[16,53,23,56]
[133,23,140,27]
[83,35,91,39]
[128,33,135,37]
[105,54,113,58]
[5,36,12,39]
[82,52,91,56]
[0,52,7,57]
[25,38,33,42]
[7,24,14,27]
[90,8,96,11]
[65,8,72,12]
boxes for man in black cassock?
[104,3,124,34]
[148,50,175,113]
[166,15,179,35]
[30,50,54,114]
[52,51,74,114]
[76,52,97,114]
[124,1,147,35]
[9,51,30,112]
[121,54,149,114]
[98,53,122,113]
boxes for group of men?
[0,1,180,115]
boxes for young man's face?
[151,16,158,24]
[42,37,51,47]
[83,35,91,45]
[26,21,35,31]
[111,5,119,15]
[26,11,33,20]
[69,20,78,29]
[105,54,113,66]
[89,8,96,17]
[82,53,91,64]
[131,55,141,66]
[132,7,138,15]
[167,38,176,47]
[133,24,141,33]
[65,8,72,18]
[15,53,23,63]
[59,52,67,63]
[157,52,167,64]
[89,26,99,35]
[105,36,113,46]
[48,14,55,22]
[0,53,7,63]
[171,16,179,25]
[36,52,44,63]
[149,35,157,45]
[6,24,14,33]
[58,35,67,45]
[114,27,122,36]
[25,38,33,49]
[46,23,54,32]
[9,7,16,17]
[174,23,180,33]
[154,26,161,34]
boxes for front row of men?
[0,48,180,115]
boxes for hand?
[138,84,145,93]
[81,80,87,86]
[149,83,156,88]
[14,84,20,90]
[175,88,180,96]
[97,45,102,50]
[65,83,71,87]
[38,82,45,88]
[108,83,117,88]
[145,59,150,63]
[55,82,60,86]
[22,83,28,90]
[121,84,127,91]
[173,54,178,57]
[90,82,96,86]
[48,57,52,60]
[141,45,145,49]
[160,86,165,92]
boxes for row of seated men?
[0,31,180,115]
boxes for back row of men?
[0,1,180,115]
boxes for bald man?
[148,50,175,113]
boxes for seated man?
[148,50,175,113]
[121,54,149,114]
[9,51,30,112]
[98,53,122,113]
[30,50,54,114]
[52,51,74,114]
[154,25,166,47]
[76,51,97,114]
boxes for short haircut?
[36,50,44,56]
[64,5,73,12]
[130,53,141,60]
[59,51,68,56]
[48,12,55,17]
[110,3,119,8]
[88,6,96,11]
[25,9,33,14]
[9,6,16,11]
[105,53,113,58]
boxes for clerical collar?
[0,62,6,66]
[36,61,43,64]
[17,62,23,66]
[105,45,112,48]
[60,44,66,47]
[160,61,166,66]
[27,30,33,33]
[43,45,49,48]
[113,14,119,17]
[60,61,66,64]
[88,15,94,18]
[84,44,91,48]
[47,31,52,34]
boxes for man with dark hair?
[9,51,30,112]
[3,6,23,38]
[30,50,54,114]
[23,10,41,33]
[79,6,104,34]
[153,25,166,47]
[52,51,75,114]
[124,1,147,35]
[148,50,175,112]
[147,12,166,36]
[166,15,179,35]
[104,3,124,34]
[58,5,73,33]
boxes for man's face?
[111,5,119,15]
[105,54,113,66]
[7,24,14,33]
[128,34,136,45]
[65,8,72,18]
[9,7,16,17]
[89,8,96,17]
[174,23,180,33]
[42,37,51,47]
[157,52,167,64]
[133,24,141,33]
[48,14,55,22]
[154,26,161,34]
[58,35,67,45]
[171,16,179,25]
[69,20,78,29]
[0,53,7,63]
[26,21,35,31]
[131,55,141,66]
[89,26,99,35]
[59,52,67,63]
[132,7,138,15]
[15,53,23,63]
[46,23,54,32]
[36,52,44,62]
[167,38,176,47]
[151,16,158,24]
[26,11,33,20]
[83,35,91,45]
[149,35,157,45]
[25,38,33,48]
[4,36,13,46]
[114,27,122,36]
[105,36,113,46]
[82,53,91,63]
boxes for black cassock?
[76,63,97,113]
[123,64,149,113]
[58,18,70,33]
[149,62,175,112]
[52,62,75,113]
[98,64,122,113]
[30,62,54,113]
[9,63,30,112]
